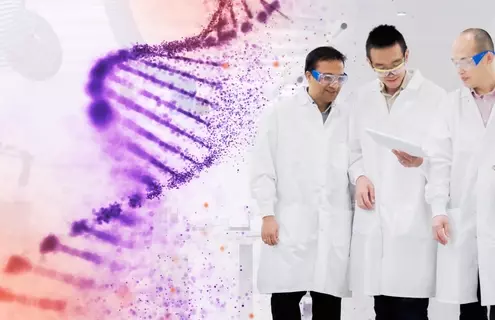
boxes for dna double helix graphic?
[1,1,291,319]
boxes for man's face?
[306,60,345,104]
[451,34,493,89]
[368,43,408,90]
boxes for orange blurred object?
[129,0,214,44]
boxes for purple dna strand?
[86,50,220,192]
[85,0,285,216]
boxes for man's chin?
[326,93,337,98]
[461,79,474,88]
[384,78,400,87]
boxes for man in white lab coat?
[425,28,495,320]
[250,46,353,320]
[348,25,446,320]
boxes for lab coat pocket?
[446,208,475,247]
[352,206,378,235]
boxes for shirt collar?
[471,86,495,99]
[322,104,332,114]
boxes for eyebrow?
[452,56,471,60]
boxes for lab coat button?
[492,165,495,171]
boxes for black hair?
[304,46,346,72]
[462,28,494,52]
[365,25,408,59]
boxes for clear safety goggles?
[452,50,495,70]
[311,70,348,85]
[372,60,406,78]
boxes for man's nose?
[328,81,340,88]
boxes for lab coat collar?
[371,69,424,92]
[461,86,474,98]
[460,86,482,106]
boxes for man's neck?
[315,101,332,113]
[473,74,495,95]
[384,85,400,95]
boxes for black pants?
[459,276,494,320]
[271,291,341,320]
[374,295,429,320]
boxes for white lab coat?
[424,87,495,306]
[250,88,353,297]
[348,70,446,298]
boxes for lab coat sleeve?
[424,96,453,217]
[419,88,447,180]
[249,105,278,217]
[418,157,430,179]
[347,97,365,185]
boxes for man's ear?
[404,49,410,63]
[305,70,312,82]
[366,57,372,68]
[486,51,494,65]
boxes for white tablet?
[365,128,426,158]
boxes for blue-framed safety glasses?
[311,70,348,85]
[452,50,495,69]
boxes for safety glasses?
[311,70,348,85]
[372,60,406,78]
[452,50,495,70]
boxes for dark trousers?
[271,291,341,320]
[459,276,494,320]
[374,295,429,320]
